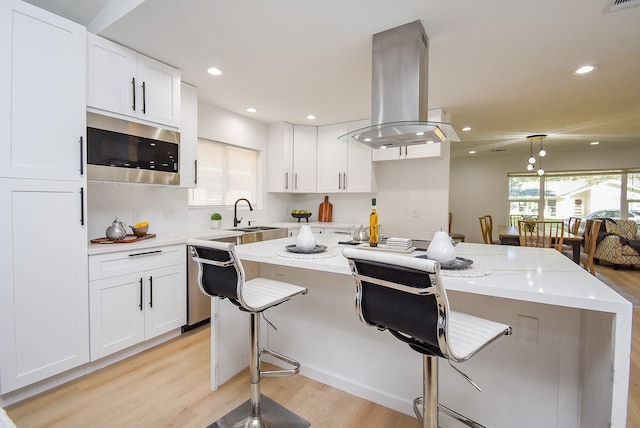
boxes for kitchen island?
[208,234,632,428]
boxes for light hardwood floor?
[6,264,639,428]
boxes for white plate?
[355,243,416,253]
[285,244,327,254]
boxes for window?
[508,175,540,217]
[508,169,639,225]
[188,139,257,206]
[628,171,640,216]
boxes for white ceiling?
[26,0,640,158]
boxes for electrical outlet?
[164,208,175,221]
[411,208,419,217]
[516,315,539,344]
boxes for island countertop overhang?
[233,235,633,315]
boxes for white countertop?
[234,234,633,314]
[87,221,357,255]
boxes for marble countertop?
[87,221,357,255]
[233,235,633,314]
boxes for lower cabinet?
[89,245,186,361]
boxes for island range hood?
[339,20,458,148]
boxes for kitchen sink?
[233,226,280,232]
[206,226,288,244]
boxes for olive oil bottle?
[369,198,379,247]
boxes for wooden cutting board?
[318,195,332,222]
[91,234,156,244]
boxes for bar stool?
[187,239,310,428]
[342,248,511,428]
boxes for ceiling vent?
[604,0,640,13]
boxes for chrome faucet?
[234,198,253,227]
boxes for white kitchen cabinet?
[372,142,442,161]
[89,245,186,361]
[179,82,198,188]
[0,179,89,393]
[0,0,86,181]
[317,120,375,193]
[267,122,317,193]
[86,33,181,128]
[0,1,89,394]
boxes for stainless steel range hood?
[339,20,458,148]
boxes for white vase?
[426,231,456,264]
[211,220,221,229]
[296,225,316,251]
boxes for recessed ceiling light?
[206,66,222,76]
[246,107,258,113]
[572,64,598,75]
[590,141,600,145]
[426,140,434,144]
[462,126,472,132]
[469,150,476,154]
[364,138,372,142]
[306,114,316,120]
[415,131,425,136]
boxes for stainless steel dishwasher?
[184,228,288,329]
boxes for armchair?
[593,219,640,269]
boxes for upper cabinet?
[317,120,376,193]
[267,122,317,192]
[0,0,86,181]
[372,143,442,161]
[86,33,181,128]
[179,82,198,188]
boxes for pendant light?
[528,138,536,166]
[525,134,547,175]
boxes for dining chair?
[479,215,499,244]
[518,220,565,251]
[581,219,602,275]
[568,216,582,235]
[479,216,490,244]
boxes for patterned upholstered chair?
[593,220,640,269]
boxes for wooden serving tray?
[91,234,156,244]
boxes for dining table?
[498,225,584,263]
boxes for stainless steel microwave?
[86,112,180,185]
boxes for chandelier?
[526,134,547,176]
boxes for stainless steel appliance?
[339,21,459,148]
[86,112,180,185]
[185,227,288,328]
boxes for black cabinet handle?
[79,136,84,175]
[131,77,136,111]
[194,159,198,185]
[138,278,143,310]
[128,250,162,258]
[142,81,146,114]
[79,187,85,226]
[149,276,153,308]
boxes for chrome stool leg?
[209,312,309,428]
[413,355,486,428]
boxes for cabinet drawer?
[89,244,185,280]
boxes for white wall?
[87,182,188,239]
[450,145,640,243]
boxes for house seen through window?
[508,169,640,230]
